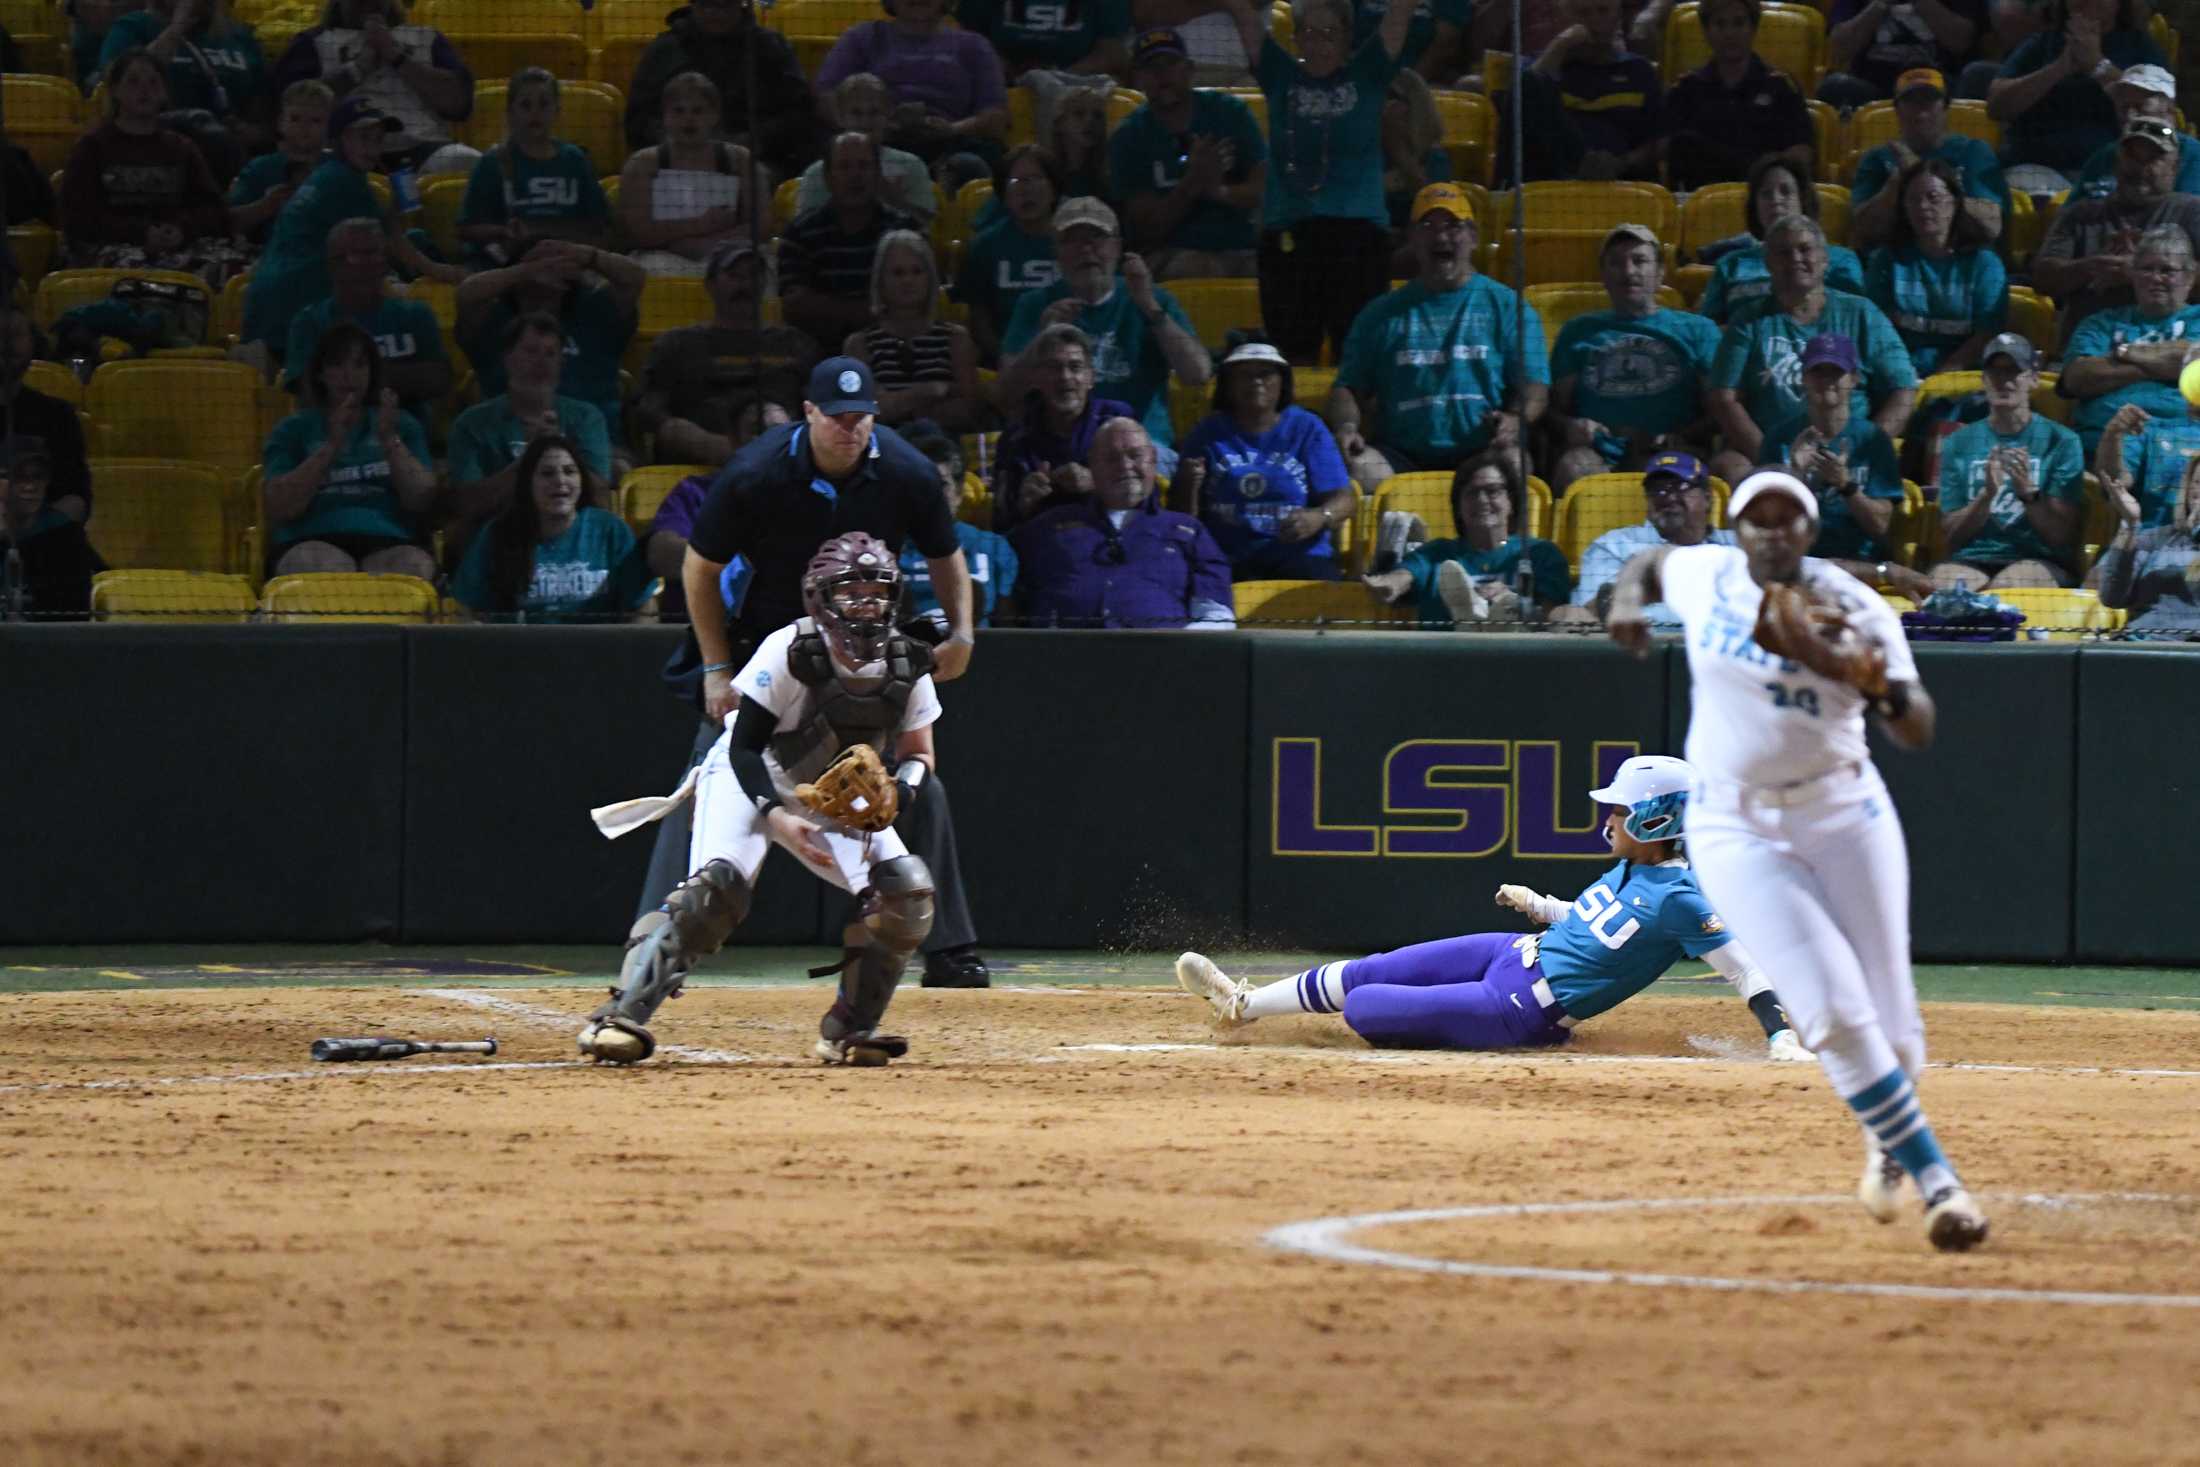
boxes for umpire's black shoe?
[921,946,991,988]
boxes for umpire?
[640,355,993,986]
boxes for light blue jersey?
[1535,858,1732,1021]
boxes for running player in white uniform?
[1607,469,1989,1252]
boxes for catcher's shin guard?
[818,855,934,1055]
[580,859,750,1063]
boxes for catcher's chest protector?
[770,630,932,787]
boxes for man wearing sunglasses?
[2034,116,2200,347]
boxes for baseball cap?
[1642,450,1707,490]
[1728,468,1820,526]
[1981,331,2037,370]
[705,239,762,276]
[807,356,879,416]
[1601,221,1660,256]
[1130,27,1187,69]
[2122,117,2177,154]
[2117,63,2179,99]
[1800,331,1861,375]
[1221,341,1289,369]
[1895,67,1945,98]
[328,96,400,141]
[1411,182,1474,225]
[1052,195,1120,236]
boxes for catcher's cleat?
[921,945,991,989]
[1176,951,1250,1028]
[1925,1186,1990,1253]
[1765,1028,1813,1062]
[814,1031,909,1066]
[1858,1145,1907,1223]
[578,1015,655,1065]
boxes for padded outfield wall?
[2,626,2191,964]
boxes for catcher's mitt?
[794,743,900,833]
[1754,582,1889,698]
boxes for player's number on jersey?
[1571,883,1641,951]
[1765,682,1822,717]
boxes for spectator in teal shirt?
[452,434,657,621]
[2094,397,2200,529]
[456,68,616,268]
[448,311,615,530]
[1930,332,2084,589]
[903,434,1019,624]
[1697,156,1867,324]
[457,237,642,450]
[229,79,333,245]
[1331,183,1549,491]
[999,195,1215,452]
[1849,68,2007,252]
[1361,450,1572,626]
[1109,28,1268,280]
[1548,222,1723,492]
[260,322,438,580]
[281,216,454,419]
[1707,215,1917,489]
[954,143,1063,364]
[2057,225,2200,459]
[960,0,1133,77]
[1226,0,1414,365]
[1758,331,1926,595]
[1863,156,2007,378]
[2073,65,2200,200]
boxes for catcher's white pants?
[691,736,908,896]
[1685,762,1924,1075]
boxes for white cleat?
[1858,1146,1907,1223]
[1176,951,1250,1028]
[1925,1186,1991,1253]
[1765,1028,1813,1062]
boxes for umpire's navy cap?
[807,356,879,416]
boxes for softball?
[2181,357,2200,410]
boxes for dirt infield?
[6,983,2199,1467]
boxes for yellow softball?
[2182,357,2200,410]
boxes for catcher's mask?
[803,532,901,667]
[1588,754,1694,846]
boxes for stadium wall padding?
[2,627,2189,963]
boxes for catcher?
[581,532,941,1066]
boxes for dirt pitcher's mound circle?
[1266,1193,2200,1309]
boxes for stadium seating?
[1842,99,1999,181]
[619,463,712,536]
[1678,181,1853,258]
[1661,2,1825,89]
[461,80,627,176]
[419,175,469,260]
[1556,471,1730,567]
[1431,91,1493,189]
[5,73,83,173]
[23,360,83,404]
[260,573,443,623]
[1996,587,2124,638]
[1522,284,1690,352]
[87,361,271,472]
[90,569,257,622]
[2005,287,2056,358]
[9,222,56,287]
[1370,471,1553,557]
[1498,181,1680,238]
[1168,278,1264,352]
[0,0,65,74]
[425,0,590,84]
[1491,229,1675,289]
[82,460,241,576]
[1234,577,1411,626]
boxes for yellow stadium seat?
[1492,229,1675,288]
[635,276,711,342]
[956,471,992,530]
[1671,262,1713,305]
[587,0,665,42]
[31,269,213,342]
[422,0,586,27]
[418,174,468,259]
[462,80,626,176]
[1168,277,1263,352]
[773,176,803,234]
[5,73,82,173]
[1373,470,1552,545]
[593,33,654,88]
[1234,578,1410,626]
[1842,99,2000,181]
[91,569,257,622]
[1498,181,1679,238]
[1808,98,1840,175]
[1522,283,1690,352]
[936,176,991,263]
[2032,370,2068,425]
[443,33,591,88]
[1677,181,1852,260]
[1268,0,1293,50]
[1220,87,1268,133]
[397,278,461,359]
[23,359,82,404]
[87,360,267,471]
[1913,369,1979,418]
[1663,2,1824,89]
[1557,471,1729,566]
[259,572,441,622]
[2005,285,2055,357]
[1105,88,1146,135]
[2148,11,2177,67]
[620,463,712,536]
[9,222,56,287]
[1432,90,1493,189]
[0,0,64,74]
[1995,586,2123,638]
[1006,88,1036,149]
[83,460,238,574]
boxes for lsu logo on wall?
[1270,738,1638,860]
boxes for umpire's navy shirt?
[668,422,961,706]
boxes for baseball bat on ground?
[310,1036,499,1063]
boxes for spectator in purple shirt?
[991,322,1135,533]
[644,471,717,622]
[814,0,1010,188]
[1009,417,1235,627]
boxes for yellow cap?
[1411,182,1475,225]
[1895,68,1946,97]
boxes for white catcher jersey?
[730,619,943,802]
[1660,546,1917,787]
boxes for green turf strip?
[0,947,2195,1011]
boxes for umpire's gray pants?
[638,718,979,954]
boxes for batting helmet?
[802,532,901,667]
[1588,755,1694,845]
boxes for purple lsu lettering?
[1270,737,1638,859]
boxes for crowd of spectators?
[0,0,2194,631]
